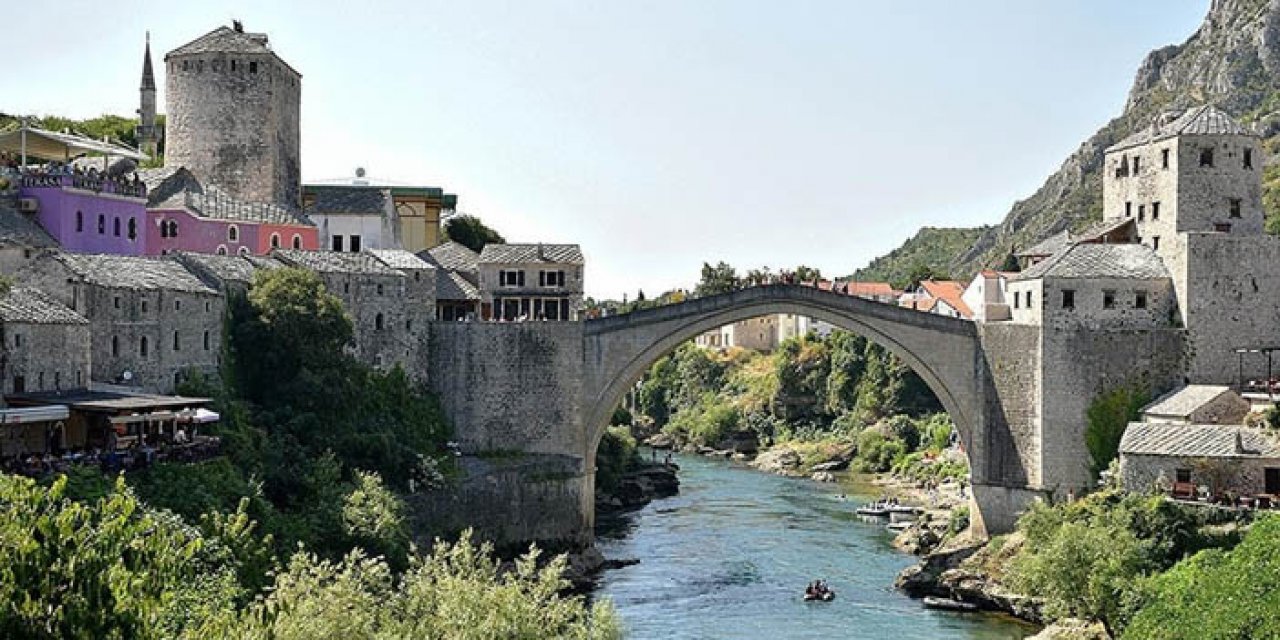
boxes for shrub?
[596,426,639,494]
[855,428,907,472]
[1085,384,1151,479]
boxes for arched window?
[291,234,302,249]
[140,336,149,358]
[76,211,83,232]
[216,245,228,256]
[228,225,239,242]
[168,220,179,237]
[375,313,385,330]
[159,218,168,238]
[237,246,251,256]
[127,218,137,240]
[270,233,281,248]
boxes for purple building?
[18,174,148,255]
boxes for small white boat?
[856,502,891,517]
[803,590,836,602]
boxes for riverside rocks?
[750,447,804,476]
[896,534,1043,624]
[596,462,680,514]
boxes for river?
[594,451,1038,639]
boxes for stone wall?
[976,322,1042,488]
[405,454,590,551]
[165,49,301,208]
[313,270,425,379]
[1,320,90,395]
[1181,233,1280,384]
[1120,452,1280,497]
[427,321,586,457]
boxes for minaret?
[137,31,159,157]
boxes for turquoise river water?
[594,452,1039,640]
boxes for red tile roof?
[919,280,972,318]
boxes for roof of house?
[175,252,282,286]
[437,270,480,301]
[478,243,584,265]
[167,25,275,58]
[1109,105,1253,152]
[420,241,480,273]
[919,280,972,317]
[1016,230,1072,258]
[0,203,57,248]
[303,185,391,215]
[54,253,218,294]
[0,286,88,325]
[272,249,402,276]
[1014,243,1169,281]
[842,281,896,297]
[369,249,435,271]
[142,167,313,226]
[1142,385,1238,418]
[1120,422,1280,458]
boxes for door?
[1265,468,1280,494]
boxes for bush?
[342,471,410,567]
[596,426,639,494]
[854,428,907,473]
[1085,384,1151,479]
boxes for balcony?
[19,172,146,200]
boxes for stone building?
[164,22,302,209]
[271,250,428,377]
[1140,385,1251,425]
[303,173,457,254]
[0,203,57,275]
[1119,423,1280,498]
[962,270,1013,322]
[369,249,438,322]
[899,280,972,319]
[0,286,91,395]
[13,252,224,393]
[477,243,584,321]
[1006,243,1175,330]
[173,251,282,296]
[419,241,480,321]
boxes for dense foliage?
[851,226,988,290]
[595,425,640,495]
[0,475,619,639]
[1084,384,1151,479]
[443,214,505,253]
[1007,490,1242,636]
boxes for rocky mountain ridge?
[858,0,1280,282]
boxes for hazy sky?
[4,1,1208,298]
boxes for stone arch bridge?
[426,285,1076,548]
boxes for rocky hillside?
[861,0,1280,280]
[853,226,990,288]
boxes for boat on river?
[855,502,891,517]
[923,596,978,612]
[803,590,836,602]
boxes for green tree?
[694,261,741,297]
[1085,384,1151,479]
[443,215,505,253]
[342,471,410,567]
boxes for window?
[76,211,83,232]
[168,220,178,237]
[173,331,180,351]
[141,300,148,313]
[140,336,149,357]
[1103,290,1116,309]
[127,218,137,240]
[227,225,239,242]
[1024,291,1032,308]
[12,376,23,393]
[216,245,227,256]
[1200,147,1214,167]
[1013,292,1020,309]
[249,61,258,73]
[1245,148,1254,170]
[174,299,181,311]
[1152,201,1160,220]
[1132,156,1141,174]
[113,296,121,309]
[270,233,281,248]
[500,270,526,287]
[1215,222,1233,233]
[113,217,121,237]
[203,331,211,350]
[539,270,566,287]
[205,301,210,312]
[1230,198,1242,218]
[1138,204,1145,221]
[1175,468,1191,484]
[350,235,362,252]
[377,283,384,295]
[1125,202,1132,217]
[1135,291,1148,309]
[1062,289,1075,310]
[1266,468,1280,494]
[98,214,105,234]
[292,234,302,249]
[332,235,344,252]
[406,319,413,331]
[375,313,385,330]
[237,246,250,256]
[343,282,350,294]
[1152,236,1160,251]
[12,333,21,348]
[1161,148,1170,169]
[112,335,119,357]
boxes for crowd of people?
[2,432,220,478]
[0,153,146,197]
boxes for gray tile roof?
[272,249,403,276]
[478,243,584,265]
[167,26,274,57]
[1120,423,1280,458]
[1142,385,1235,418]
[437,270,479,301]
[1014,243,1169,281]
[175,252,282,286]
[369,249,435,271]
[1109,105,1253,152]
[141,167,313,226]
[0,286,88,324]
[304,186,391,215]
[55,253,218,294]
[0,203,56,248]
[420,241,480,273]
[1016,230,1071,258]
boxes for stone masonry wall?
[427,322,585,457]
[1121,452,1279,497]
[976,322,1042,487]
[1181,233,1280,384]
[1,321,90,395]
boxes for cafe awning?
[109,410,178,425]
[0,123,149,163]
[0,405,70,424]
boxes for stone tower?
[136,32,160,157]
[163,22,302,208]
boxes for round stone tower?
[163,21,301,208]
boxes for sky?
[3,1,1209,299]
